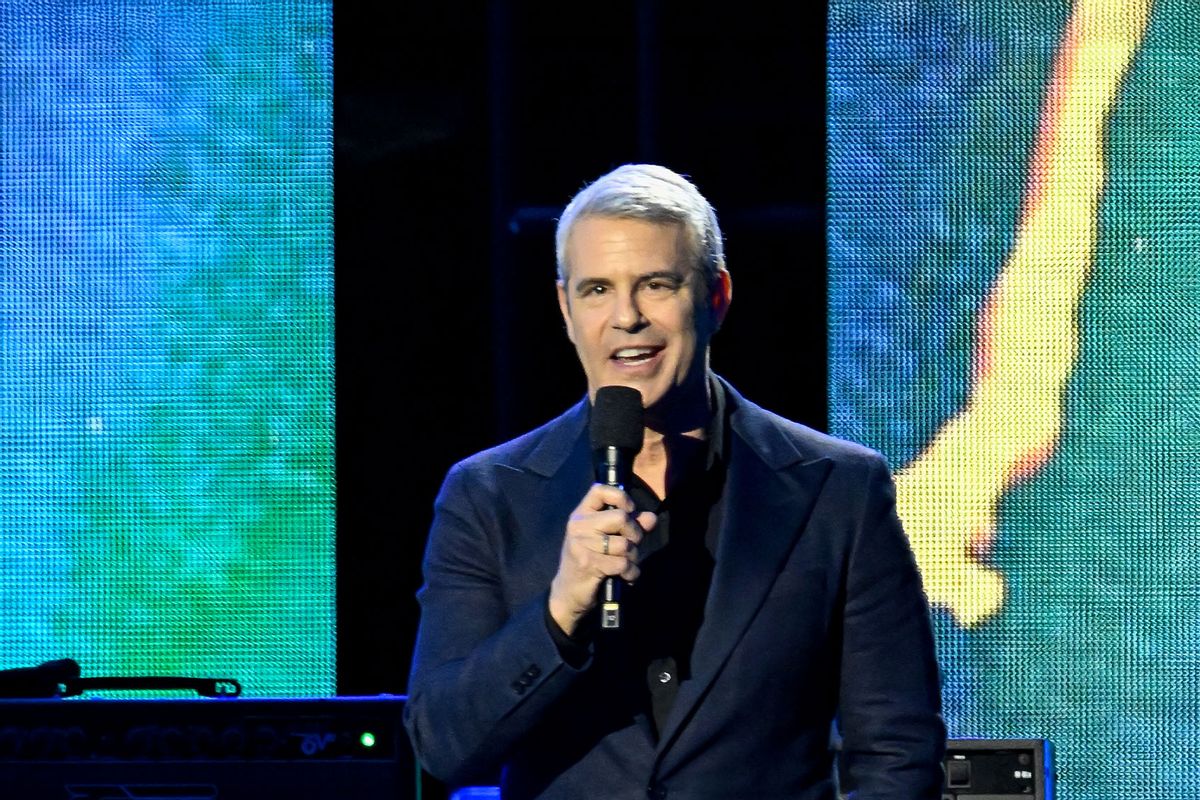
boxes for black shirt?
[548,379,728,739]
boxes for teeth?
[614,348,656,359]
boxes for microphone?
[589,385,644,630]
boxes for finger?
[579,483,634,513]
[565,527,632,568]
[595,533,638,559]
[578,552,637,579]
[568,507,637,538]
[611,510,656,545]
[620,562,641,584]
[615,516,643,546]
[584,512,652,550]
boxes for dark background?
[335,0,827,787]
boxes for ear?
[709,267,732,329]
[556,280,576,344]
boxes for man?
[404,164,945,799]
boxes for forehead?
[564,216,690,279]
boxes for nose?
[611,288,647,332]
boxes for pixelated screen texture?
[0,1,333,695]
[830,1,1200,798]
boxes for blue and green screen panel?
[0,1,333,695]
[831,1,1199,797]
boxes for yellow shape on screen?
[896,0,1153,628]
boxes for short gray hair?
[554,164,725,287]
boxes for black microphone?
[589,385,644,630]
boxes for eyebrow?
[637,270,685,284]
[571,269,685,293]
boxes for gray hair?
[554,164,725,287]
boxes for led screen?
[830,1,1198,797]
[0,1,333,695]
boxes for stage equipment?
[943,738,1053,800]
[0,695,412,799]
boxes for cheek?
[574,317,607,356]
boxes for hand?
[548,483,657,635]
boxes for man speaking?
[404,164,945,799]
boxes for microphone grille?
[589,386,644,452]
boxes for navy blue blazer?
[405,380,945,799]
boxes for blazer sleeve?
[838,454,946,800]
[403,461,588,786]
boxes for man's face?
[557,215,729,417]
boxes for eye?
[643,278,676,293]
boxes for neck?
[644,368,712,436]
[634,372,712,498]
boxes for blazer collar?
[522,397,590,478]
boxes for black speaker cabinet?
[943,738,1053,800]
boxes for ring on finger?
[602,534,610,555]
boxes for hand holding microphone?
[548,386,654,635]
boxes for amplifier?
[943,738,1053,800]
[0,696,413,800]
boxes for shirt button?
[656,671,672,684]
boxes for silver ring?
[602,535,610,555]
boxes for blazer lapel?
[654,402,833,763]
[521,398,589,479]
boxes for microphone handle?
[599,445,625,630]
[600,575,621,629]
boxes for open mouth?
[611,346,663,366]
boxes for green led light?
[360,732,377,748]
